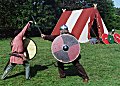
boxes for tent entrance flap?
[90,19,99,38]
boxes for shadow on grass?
[5,65,48,79]
[5,64,83,79]
[5,71,25,79]
[30,65,48,77]
[64,65,79,76]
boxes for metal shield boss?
[51,34,80,63]
[23,38,37,60]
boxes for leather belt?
[9,52,23,58]
[12,51,24,54]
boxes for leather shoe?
[60,74,66,78]
[83,78,89,83]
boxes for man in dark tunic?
[41,25,89,82]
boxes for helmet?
[112,29,115,32]
[111,29,115,34]
[60,25,68,30]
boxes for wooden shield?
[51,34,80,63]
[113,33,120,44]
[102,34,109,44]
[23,38,37,60]
[108,34,114,44]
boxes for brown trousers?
[57,55,89,79]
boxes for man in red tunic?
[41,25,89,82]
[1,21,33,80]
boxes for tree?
[115,8,120,16]
[0,0,119,38]
[85,0,116,31]
[114,8,120,30]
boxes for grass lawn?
[0,37,120,86]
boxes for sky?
[112,0,120,8]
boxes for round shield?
[23,38,37,60]
[101,34,109,44]
[51,34,80,63]
[113,33,120,44]
[108,34,114,44]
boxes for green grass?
[0,37,120,86]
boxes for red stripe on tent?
[87,8,104,39]
[88,8,97,39]
[71,8,93,39]
[51,11,72,35]
[96,10,104,37]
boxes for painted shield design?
[108,34,114,44]
[113,33,120,44]
[102,34,109,44]
[23,38,37,60]
[51,34,80,63]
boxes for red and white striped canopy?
[51,7,108,43]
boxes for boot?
[72,60,89,82]
[24,62,30,80]
[57,61,66,78]
[1,64,15,80]
[83,78,89,83]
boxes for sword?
[31,15,42,35]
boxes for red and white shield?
[113,33,120,44]
[51,34,80,63]
[101,34,109,44]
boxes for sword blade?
[31,15,42,35]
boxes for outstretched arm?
[41,34,58,41]
[17,21,33,38]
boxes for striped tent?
[51,7,108,43]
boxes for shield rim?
[51,34,80,63]
[23,37,37,60]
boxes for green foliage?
[114,8,120,30]
[0,37,120,86]
[0,0,17,27]
[115,8,120,16]
[0,0,120,34]
[0,0,61,33]
[114,15,120,30]
[86,0,116,31]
